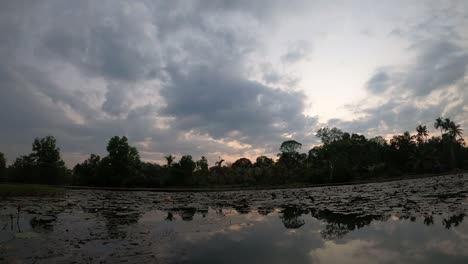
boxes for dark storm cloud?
[101,84,132,116]
[0,0,318,165]
[33,1,164,82]
[162,66,316,146]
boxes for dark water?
[1,174,467,263]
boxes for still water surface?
[1,174,467,263]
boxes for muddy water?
[1,174,467,263]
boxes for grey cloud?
[162,66,316,148]
[260,63,300,87]
[367,70,391,94]
[0,0,319,165]
[263,71,282,84]
[336,1,468,137]
[405,41,468,96]
[36,1,163,82]
[101,84,131,116]
[281,40,312,64]
[336,41,468,137]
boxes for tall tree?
[255,156,274,168]
[0,152,6,180]
[196,156,209,172]
[73,154,102,186]
[31,136,66,184]
[165,155,175,167]
[173,155,196,185]
[416,125,428,145]
[101,136,141,186]
[9,155,38,183]
[447,121,463,140]
[446,119,464,169]
[279,140,302,153]
[316,127,344,145]
[232,158,253,169]
[434,117,445,135]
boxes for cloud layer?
[0,0,467,166]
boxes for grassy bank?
[0,184,64,197]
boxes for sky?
[1,0,468,166]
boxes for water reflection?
[153,205,466,239]
[280,206,307,229]
[1,206,467,264]
[443,213,465,229]
[1,173,467,263]
[146,207,467,264]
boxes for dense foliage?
[3,136,70,184]
[1,117,467,187]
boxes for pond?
[1,174,467,263]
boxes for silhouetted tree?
[100,136,141,186]
[434,117,445,135]
[73,154,102,186]
[5,116,467,188]
[31,136,67,184]
[196,156,209,172]
[316,127,344,145]
[255,156,274,168]
[171,155,196,185]
[165,154,175,167]
[0,152,6,181]
[9,155,38,183]
[279,140,302,153]
[416,125,428,145]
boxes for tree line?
[0,117,466,187]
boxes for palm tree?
[434,117,445,136]
[416,125,428,145]
[447,121,463,140]
[435,118,464,169]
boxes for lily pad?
[14,231,40,239]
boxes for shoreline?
[58,171,466,193]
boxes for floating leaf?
[0,245,13,250]
[15,232,40,239]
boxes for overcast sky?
[1,0,467,166]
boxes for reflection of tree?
[424,215,434,225]
[234,202,251,214]
[258,207,274,216]
[443,213,465,229]
[310,209,383,240]
[30,215,58,233]
[100,209,141,239]
[166,211,174,221]
[166,207,198,221]
[179,207,197,221]
[85,193,143,239]
[321,223,350,240]
[198,208,208,218]
[280,207,307,229]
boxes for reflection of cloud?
[426,240,460,256]
[228,223,253,231]
[310,240,400,264]
[426,239,468,257]
[179,211,273,243]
